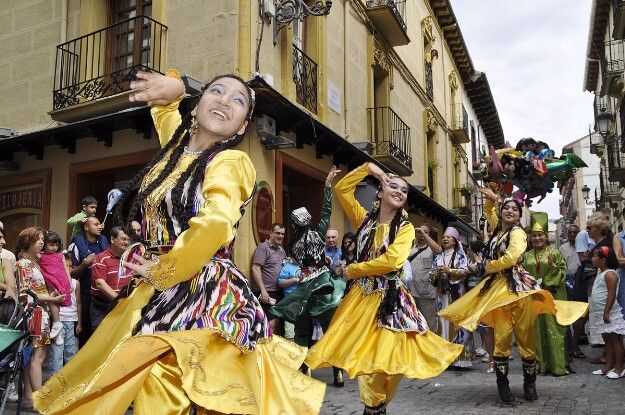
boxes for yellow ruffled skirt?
[438,276,588,331]
[34,284,325,415]
[305,284,463,379]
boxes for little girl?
[590,246,625,378]
[39,231,72,344]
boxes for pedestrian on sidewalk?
[589,246,625,378]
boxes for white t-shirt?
[59,279,79,322]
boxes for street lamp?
[596,109,612,137]
[581,184,591,204]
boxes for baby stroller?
[0,290,38,415]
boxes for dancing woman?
[305,162,463,415]
[34,70,325,414]
[271,166,347,385]
[439,187,587,404]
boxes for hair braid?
[479,222,519,295]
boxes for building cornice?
[584,0,611,92]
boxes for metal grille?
[366,106,412,170]
[292,44,318,113]
[366,0,407,31]
[53,15,166,110]
[604,39,625,75]
[425,61,433,100]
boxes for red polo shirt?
[91,248,132,299]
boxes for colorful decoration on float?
[476,137,587,206]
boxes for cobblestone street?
[315,344,623,415]
[6,344,622,414]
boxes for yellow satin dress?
[34,72,325,415]
[305,164,463,407]
[438,200,588,359]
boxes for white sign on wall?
[327,81,341,114]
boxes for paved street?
[314,344,623,415]
[6,344,622,415]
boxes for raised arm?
[129,70,186,148]
[146,150,256,290]
[316,166,339,236]
[345,222,415,279]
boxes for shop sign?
[0,186,43,213]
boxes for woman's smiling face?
[193,76,252,140]
[378,177,408,210]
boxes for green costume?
[272,187,347,345]
[522,212,568,376]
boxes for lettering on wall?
[0,186,43,215]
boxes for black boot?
[333,367,344,387]
[300,363,311,376]
[522,358,538,401]
[363,402,387,415]
[494,356,514,405]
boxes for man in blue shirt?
[68,216,109,346]
[324,229,341,272]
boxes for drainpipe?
[343,0,349,137]
[61,0,68,43]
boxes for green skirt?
[271,272,347,323]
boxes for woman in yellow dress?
[305,162,463,415]
[439,186,588,404]
[33,71,325,414]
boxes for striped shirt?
[91,248,131,299]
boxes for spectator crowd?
[2,192,625,410]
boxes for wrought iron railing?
[366,0,407,32]
[452,103,469,135]
[599,159,620,205]
[53,15,167,110]
[366,106,412,170]
[606,136,625,171]
[292,44,318,113]
[594,92,613,117]
[604,39,625,76]
[425,61,434,100]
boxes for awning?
[249,76,478,234]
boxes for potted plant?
[427,159,440,171]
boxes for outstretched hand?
[123,254,157,278]
[325,165,341,187]
[478,186,499,202]
[129,71,186,106]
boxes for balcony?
[601,39,625,98]
[292,44,318,114]
[50,15,167,122]
[614,0,625,39]
[606,136,625,184]
[366,106,412,175]
[365,1,409,46]
[598,161,622,208]
[450,103,469,144]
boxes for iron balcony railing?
[594,92,613,117]
[606,136,625,169]
[603,39,625,76]
[600,163,620,197]
[292,44,318,113]
[366,106,412,170]
[53,15,167,110]
[366,0,407,32]
[425,61,434,100]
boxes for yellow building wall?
[0,0,474,266]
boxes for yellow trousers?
[358,373,403,407]
[490,296,536,359]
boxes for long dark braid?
[114,73,253,233]
[113,107,196,229]
[354,198,405,317]
[479,221,518,295]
